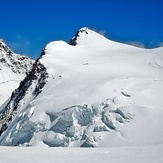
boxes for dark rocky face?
[69,28,88,46]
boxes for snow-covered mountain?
[0,39,34,107]
[0,28,163,147]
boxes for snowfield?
[0,27,163,161]
[0,144,163,163]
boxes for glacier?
[0,28,163,149]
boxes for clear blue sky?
[0,0,163,59]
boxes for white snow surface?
[0,144,163,163]
[0,28,163,148]
[0,66,22,107]
[0,39,34,106]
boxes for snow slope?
[0,39,34,106]
[0,28,163,147]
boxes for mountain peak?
[0,39,6,44]
[69,27,106,46]
[0,29,163,148]
[0,38,34,74]
[0,39,13,55]
[0,38,34,106]
[0,39,5,44]
[69,27,134,49]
